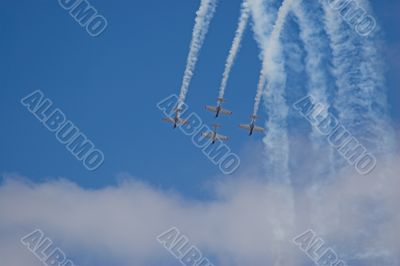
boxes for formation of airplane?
[202,124,228,144]
[162,98,265,143]
[162,108,189,128]
[239,115,265,136]
[205,98,233,118]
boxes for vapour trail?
[249,10,296,261]
[218,1,250,100]
[248,0,293,182]
[321,0,394,156]
[321,4,396,264]
[260,0,293,183]
[248,0,276,54]
[252,0,293,117]
[291,0,330,122]
[291,0,336,175]
[177,0,218,109]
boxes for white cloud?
[0,155,399,266]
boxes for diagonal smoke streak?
[177,0,218,109]
[218,1,250,100]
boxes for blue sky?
[1,0,265,196]
[1,0,400,265]
[1,0,398,198]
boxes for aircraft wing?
[221,108,232,115]
[202,132,214,139]
[253,126,264,132]
[179,119,189,125]
[239,124,251,129]
[162,117,174,123]
[205,105,218,112]
[215,133,228,141]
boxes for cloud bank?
[1,152,399,266]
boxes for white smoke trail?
[321,0,396,263]
[291,1,329,120]
[321,0,394,156]
[249,0,293,183]
[177,0,218,109]
[252,0,293,117]
[291,1,336,175]
[248,0,276,54]
[355,0,396,154]
[218,1,250,100]
[249,3,296,266]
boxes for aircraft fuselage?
[173,115,179,128]
[249,121,256,136]
[215,105,221,117]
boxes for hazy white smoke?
[291,1,335,175]
[321,0,394,155]
[177,0,218,109]
[248,0,276,53]
[320,0,396,263]
[218,1,250,100]
[248,3,296,265]
[252,0,293,117]
[249,0,293,182]
[291,0,330,124]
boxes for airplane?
[202,124,229,144]
[205,98,233,118]
[162,108,189,129]
[239,115,265,136]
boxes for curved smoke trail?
[177,0,218,109]
[218,0,250,100]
